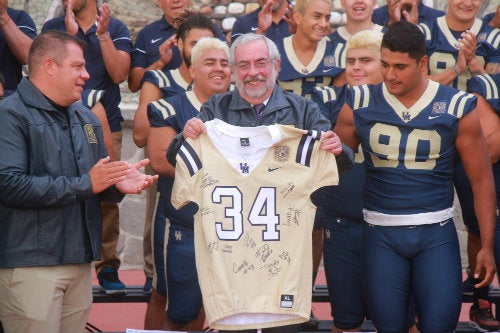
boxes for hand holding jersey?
[172,119,339,330]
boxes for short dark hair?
[382,21,426,61]
[175,12,217,42]
[28,30,86,71]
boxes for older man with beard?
[167,33,350,333]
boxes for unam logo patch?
[84,124,97,144]
[323,55,336,67]
[280,294,294,308]
[432,101,447,115]
[274,146,289,162]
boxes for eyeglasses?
[236,58,273,71]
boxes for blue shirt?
[348,81,476,215]
[148,90,201,229]
[419,17,500,91]
[371,2,444,25]
[131,15,225,72]
[0,7,36,95]
[231,6,291,44]
[42,15,132,132]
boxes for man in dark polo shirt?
[0,1,36,96]
[42,0,133,295]
[128,0,225,93]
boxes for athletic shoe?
[143,276,153,294]
[462,276,474,296]
[469,300,500,332]
[98,267,126,295]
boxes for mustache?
[243,74,266,83]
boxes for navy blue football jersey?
[419,17,500,91]
[147,90,202,229]
[467,74,500,113]
[348,80,477,216]
[142,68,190,99]
[276,36,344,99]
[327,25,384,69]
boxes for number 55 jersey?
[172,119,339,330]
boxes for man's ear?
[43,58,57,76]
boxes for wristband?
[452,65,461,77]
[0,15,10,27]
[97,31,110,41]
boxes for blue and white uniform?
[327,25,384,69]
[147,90,204,323]
[141,68,191,98]
[419,17,500,91]
[348,80,476,332]
[275,36,344,99]
[456,74,500,270]
[311,85,368,330]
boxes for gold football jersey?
[172,119,339,330]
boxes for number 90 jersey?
[347,80,477,218]
[172,119,339,330]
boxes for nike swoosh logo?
[323,68,334,73]
[268,167,280,172]
[440,220,449,227]
[428,115,441,119]
[250,27,258,31]
[151,37,163,44]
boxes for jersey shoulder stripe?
[149,98,176,119]
[418,22,431,40]
[81,89,104,108]
[486,28,500,49]
[296,130,320,167]
[351,84,370,110]
[448,90,475,118]
[145,69,171,88]
[313,86,339,103]
[473,74,499,100]
[178,140,202,177]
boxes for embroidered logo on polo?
[84,124,97,144]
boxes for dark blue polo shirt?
[231,6,291,44]
[42,15,132,132]
[0,7,36,95]
[131,15,225,72]
[372,2,444,25]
